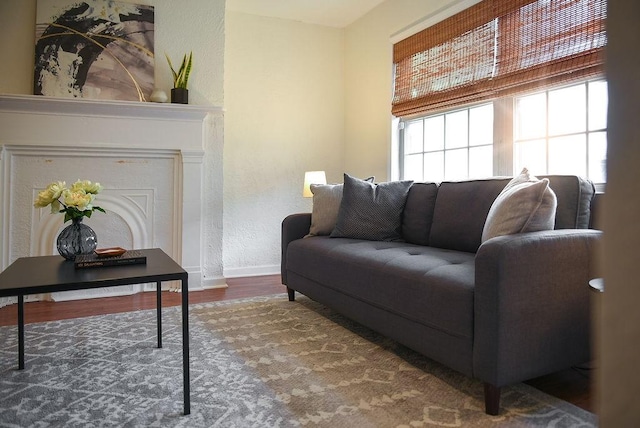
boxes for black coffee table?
[0,248,191,415]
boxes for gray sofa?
[281,175,601,415]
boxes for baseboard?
[224,264,280,279]
[202,276,228,290]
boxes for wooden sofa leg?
[484,383,500,415]
[287,287,295,301]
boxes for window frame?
[512,80,608,187]
[399,101,495,182]
[397,78,607,190]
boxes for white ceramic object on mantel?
[150,88,168,103]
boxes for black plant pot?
[171,88,188,104]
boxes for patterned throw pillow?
[307,176,374,236]
[481,168,557,243]
[330,173,413,241]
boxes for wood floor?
[0,274,592,413]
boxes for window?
[399,79,607,185]
[393,0,607,186]
[514,80,607,183]
[402,104,493,182]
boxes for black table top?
[0,248,187,297]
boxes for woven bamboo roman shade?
[392,0,607,117]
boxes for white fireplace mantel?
[0,94,218,150]
[0,94,225,303]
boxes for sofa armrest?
[473,229,602,387]
[281,213,311,284]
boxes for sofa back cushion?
[398,175,596,253]
[429,179,510,253]
[540,175,595,229]
[401,182,439,245]
[424,175,595,253]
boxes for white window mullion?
[492,97,513,176]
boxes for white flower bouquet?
[34,180,106,223]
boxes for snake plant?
[166,52,193,89]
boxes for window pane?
[512,80,606,182]
[445,110,468,149]
[589,131,607,183]
[424,152,444,182]
[549,84,586,135]
[515,93,546,140]
[588,80,608,131]
[424,115,445,151]
[404,153,424,181]
[469,104,493,146]
[549,135,587,176]
[405,120,423,154]
[404,104,495,182]
[514,139,546,175]
[469,146,492,178]
[444,148,468,180]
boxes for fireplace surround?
[0,94,224,305]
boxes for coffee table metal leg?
[18,294,24,370]
[156,281,162,348]
[182,278,190,415]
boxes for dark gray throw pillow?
[307,176,375,236]
[330,173,413,241]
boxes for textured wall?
[222,1,465,275]
[0,2,36,94]
[223,12,345,275]
[154,0,224,106]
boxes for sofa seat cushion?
[286,236,476,340]
[402,182,439,246]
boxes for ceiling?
[226,0,387,28]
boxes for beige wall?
[223,0,463,273]
[0,2,36,94]
[223,12,345,274]
[343,0,461,181]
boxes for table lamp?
[303,171,326,197]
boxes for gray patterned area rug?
[0,295,596,427]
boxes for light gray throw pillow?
[330,173,413,241]
[481,168,557,243]
[308,183,344,236]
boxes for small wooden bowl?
[94,247,127,257]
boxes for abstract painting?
[34,0,154,102]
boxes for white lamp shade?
[303,171,327,197]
